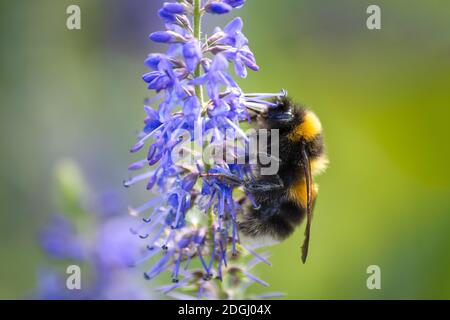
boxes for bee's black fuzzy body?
[239,96,328,262]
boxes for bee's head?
[262,96,299,130]
[263,97,322,142]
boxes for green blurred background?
[1,0,450,299]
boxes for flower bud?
[206,2,232,15]
[162,2,185,14]
[149,31,186,43]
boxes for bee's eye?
[268,112,293,121]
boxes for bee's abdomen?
[239,197,306,241]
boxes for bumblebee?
[240,96,328,263]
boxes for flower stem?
[193,0,204,105]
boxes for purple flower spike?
[127,0,284,300]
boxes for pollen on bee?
[288,111,322,142]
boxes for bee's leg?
[245,110,260,121]
[245,175,284,193]
[200,173,243,187]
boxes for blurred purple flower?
[95,217,144,269]
[39,215,85,261]
[37,205,152,300]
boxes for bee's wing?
[301,143,313,264]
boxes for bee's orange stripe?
[288,178,317,208]
[288,111,322,142]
